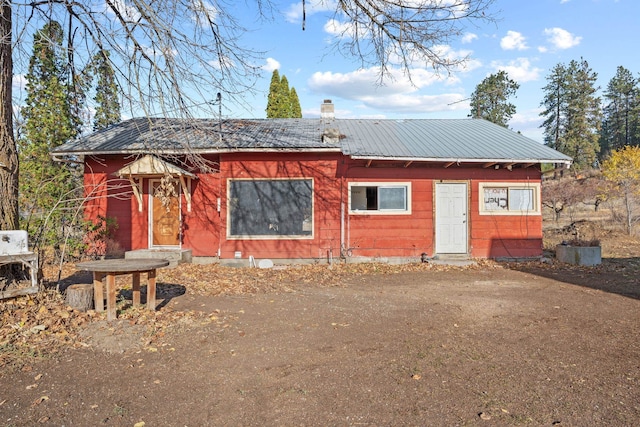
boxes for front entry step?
[125,249,192,268]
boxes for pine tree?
[601,66,639,156]
[92,50,121,131]
[470,70,519,127]
[19,21,82,253]
[563,59,601,168]
[540,63,568,153]
[540,59,601,168]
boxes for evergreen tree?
[470,70,519,127]
[290,87,302,118]
[266,69,282,118]
[540,59,601,168]
[540,63,568,153]
[19,21,82,253]
[601,66,639,156]
[279,75,291,117]
[21,22,79,151]
[266,70,302,118]
[563,59,601,168]
[92,50,121,131]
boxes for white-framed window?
[479,182,541,215]
[349,182,411,215]
[227,178,314,239]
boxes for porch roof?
[115,154,196,178]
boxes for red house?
[51,108,571,264]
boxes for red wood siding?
[181,172,221,256]
[84,153,544,260]
[341,161,543,259]
[469,176,542,258]
[84,157,136,250]
[84,155,222,256]
[218,152,342,260]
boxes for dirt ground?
[1,223,640,426]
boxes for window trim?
[478,182,541,216]
[227,178,314,240]
[348,182,412,215]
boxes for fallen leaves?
[0,259,509,373]
[0,288,223,372]
[0,290,92,371]
[31,395,49,407]
[156,261,493,297]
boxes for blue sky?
[227,0,639,143]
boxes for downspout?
[218,158,223,259]
[340,176,345,258]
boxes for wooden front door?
[150,179,181,247]
[435,182,468,254]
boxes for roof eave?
[51,147,343,157]
[348,155,572,166]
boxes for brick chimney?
[320,99,335,119]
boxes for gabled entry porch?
[115,154,197,257]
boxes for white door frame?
[435,182,469,254]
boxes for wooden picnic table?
[76,258,169,321]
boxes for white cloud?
[12,74,26,92]
[359,93,468,113]
[543,27,582,50]
[461,58,483,73]
[105,0,141,22]
[307,67,467,114]
[262,58,280,72]
[285,0,337,24]
[309,67,443,97]
[208,54,235,70]
[490,58,542,83]
[462,33,478,44]
[323,18,356,38]
[510,108,545,143]
[190,1,218,27]
[500,31,528,51]
[386,44,478,77]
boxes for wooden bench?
[0,230,39,299]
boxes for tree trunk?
[65,284,94,311]
[0,1,18,231]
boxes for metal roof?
[337,118,572,164]
[51,117,572,165]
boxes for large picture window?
[349,182,411,214]
[479,182,540,215]
[228,179,313,238]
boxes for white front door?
[435,183,468,254]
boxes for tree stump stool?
[66,283,94,311]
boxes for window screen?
[229,179,313,237]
